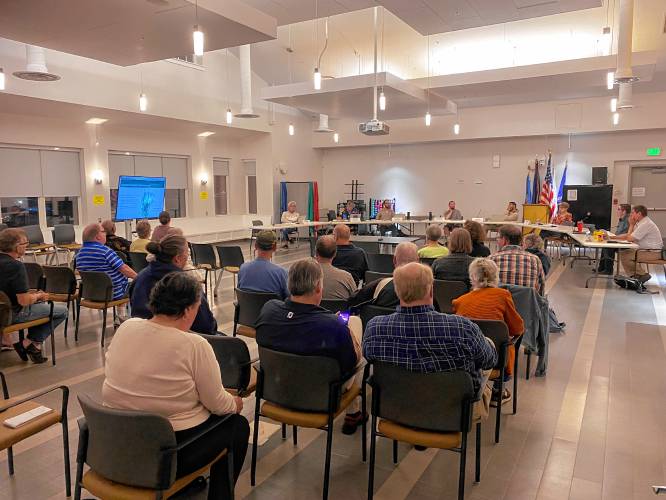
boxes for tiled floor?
[1,243,665,500]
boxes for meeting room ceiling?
[241,0,602,34]
[0,0,276,66]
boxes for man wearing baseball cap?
[238,230,289,299]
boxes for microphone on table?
[652,486,666,494]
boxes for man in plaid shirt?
[490,225,545,294]
[363,263,497,395]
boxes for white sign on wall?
[567,189,578,201]
[632,187,646,197]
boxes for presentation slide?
[115,176,166,221]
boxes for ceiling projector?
[358,119,389,136]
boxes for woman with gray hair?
[523,233,551,275]
[453,258,524,404]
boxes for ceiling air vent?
[13,45,60,82]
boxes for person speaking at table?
[503,202,519,221]
[613,205,664,283]
[280,201,301,248]
[375,199,395,236]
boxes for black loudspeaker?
[592,166,607,185]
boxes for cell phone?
[338,311,350,325]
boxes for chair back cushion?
[0,291,13,327]
[433,280,468,314]
[129,252,149,273]
[43,266,77,295]
[78,394,177,490]
[23,262,45,290]
[353,241,380,254]
[23,225,44,245]
[235,289,280,327]
[79,271,113,302]
[319,298,348,313]
[259,347,342,413]
[199,334,251,391]
[189,243,217,267]
[360,304,394,332]
[216,246,245,268]
[366,253,395,273]
[53,224,76,244]
[371,362,474,433]
[364,271,392,284]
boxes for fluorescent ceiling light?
[85,118,108,125]
[198,131,215,137]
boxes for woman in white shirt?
[103,272,248,500]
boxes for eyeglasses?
[17,241,29,246]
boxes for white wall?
[321,129,666,218]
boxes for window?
[213,159,229,215]
[243,160,257,215]
[0,147,81,227]
[109,152,189,220]
[45,197,79,226]
[0,197,39,227]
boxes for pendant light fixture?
[425,35,431,127]
[607,71,615,90]
[0,68,4,90]
[454,122,460,135]
[377,11,386,112]
[379,88,386,111]
[193,1,204,56]
[224,49,232,124]
[612,112,619,126]
[288,123,295,136]
[314,68,321,90]
[333,132,339,143]
[226,109,233,124]
[610,97,618,112]
[425,113,431,127]
[138,69,147,112]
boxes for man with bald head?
[331,224,368,285]
[76,223,137,304]
[348,242,419,309]
[363,262,497,398]
[315,235,357,300]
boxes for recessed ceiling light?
[198,131,215,137]
[54,147,60,150]
[85,118,108,125]
[125,152,131,155]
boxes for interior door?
[630,165,666,235]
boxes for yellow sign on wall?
[93,195,105,206]
[199,191,209,200]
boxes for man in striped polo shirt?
[490,225,545,294]
[76,223,137,312]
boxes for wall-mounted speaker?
[592,166,608,185]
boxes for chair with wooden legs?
[200,334,257,397]
[0,372,70,496]
[0,291,57,365]
[215,245,245,291]
[23,225,57,264]
[74,394,234,500]
[23,262,45,291]
[43,265,78,338]
[232,288,280,338]
[52,224,82,266]
[471,319,511,443]
[251,348,366,500]
[75,271,129,347]
[366,363,479,500]
[189,243,223,297]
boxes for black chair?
[0,372,70,496]
[366,253,395,274]
[75,394,234,500]
[0,223,7,232]
[199,334,256,397]
[359,303,395,331]
[233,288,281,338]
[367,363,478,500]
[52,224,81,265]
[364,270,392,284]
[471,319,510,443]
[128,252,149,273]
[433,279,468,314]
[23,225,56,263]
[43,265,78,338]
[319,298,349,312]
[189,243,222,297]
[216,245,245,290]
[251,347,366,500]
[327,210,336,222]
[249,220,264,254]
[75,271,129,347]
[419,257,436,267]
[23,261,45,291]
[353,241,381,254]
[0,291,57,365]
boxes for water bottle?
[428,211,433,221]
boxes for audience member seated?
[490,225,545,293]
[103,272,248,500]
[523,233,551,275]
[256,258,366,434]
[432,228,475,288]
[615,204,664,283]
[151,210,172,242]
[453,258,524,404]
[0,228,67,363]
[331,224,368,285]
[130,235,218,334]
[76,223,137,305]
[315,235,357,300]
[129,220,152,253]
[348,242,419,309]
[503,201,519,221]
[363,262,497,415]
[551,202,573,225]
[417,224,449,259]
[464,220,491,257]
[597,203,631,275]
[238,230,289,299]
[280,201,301,248]
[101,219,131,261]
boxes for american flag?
[540,152,556,216]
